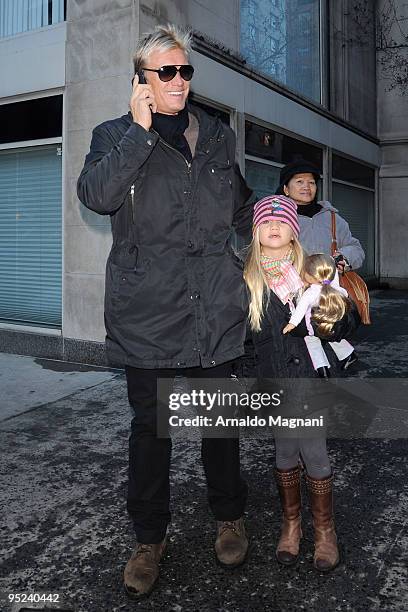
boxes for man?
[77,24,253,596]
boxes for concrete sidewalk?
[0,354,118,421]
[1,290,407,612]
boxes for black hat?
[275,158,321,195]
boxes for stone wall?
[377,0,408,285]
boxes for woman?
[275,158,365,273]
[276,158,364,369]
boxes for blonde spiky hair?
[133,23,192,72]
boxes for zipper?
[130,183,135,224]
[149,128,217,238]
[128,130,196,226]
[150,128,217,175]
[151,129,192,171]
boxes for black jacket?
[77,104,253,368]
[253,290,360,379]
[246,291,361,418]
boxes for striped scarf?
[260,249,304,305]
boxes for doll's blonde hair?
[244,229,305,332]
[304,254,350,337]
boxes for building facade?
[0,0,406,364]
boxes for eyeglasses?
[141,64,195,82]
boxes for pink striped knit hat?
[253,195,300,238]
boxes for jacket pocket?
[106,243,146,297]
[107,259,150,319]
[208,162,233,195]
[110,242,138,267]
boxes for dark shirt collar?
[297,201,322,218]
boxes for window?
[245,121,323,200]
[187,95,231,126]
[0,96,63,327]
[329,0,376,135]
[245,121,323,168]
[0,96,63,145]
[245,159,281,200]
[240,0,322,103]
[332,154,376,277]
[0,0,65,39]
[0,145,62,327]
[332,155,375,189]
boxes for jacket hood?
[188,104,227,152]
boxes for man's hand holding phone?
[129,73,157,132]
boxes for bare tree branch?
[377,0,408,94]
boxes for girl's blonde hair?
[304,254,349,337]
[244,229,305,332]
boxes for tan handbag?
[331,212,371,324]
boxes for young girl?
[282,253,356,378]
[244,195,359,572]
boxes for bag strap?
[330,211,338,256]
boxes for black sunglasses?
[142,64,194,82]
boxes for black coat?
[252,290,360,378]
[249,291,361,417]
[77,104,253,368]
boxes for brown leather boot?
[215,517,248,568]
[274,466,302,566]
[306,473,340,572]
[124,538,166,597]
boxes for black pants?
[125,361,248,543]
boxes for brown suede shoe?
[215,518,248,568]
[124,538,166,597]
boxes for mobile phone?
[131,70,153,112]
[137,70,147,84]
[131,70,147,86]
